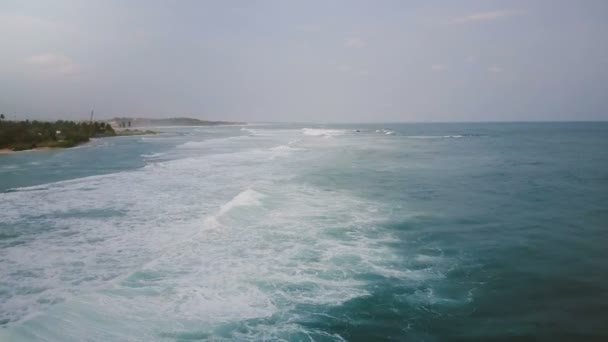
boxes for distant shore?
[0,115,243,154]
[114,128,159,136]
[0,130,158,154]
[110,117,244,128]
[0,119,162,154]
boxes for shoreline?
[114,128,159,136]
[0,147,56,155]
[0,130,158,155]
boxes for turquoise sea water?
[1,123,607,341]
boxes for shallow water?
[1,123,607,341]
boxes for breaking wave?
[0,124,464,341]
[301,128,346,136]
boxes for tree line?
[0,118,116,151]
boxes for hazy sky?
[1,0,607,122]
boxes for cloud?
[488,66,503,73]
[431,64,448,71]
[25,53,80,75]
[453,10,522,24]
[344,38,366,49]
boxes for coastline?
[0,147,55,155]
[114,129,158,136]
[0,130,158,155]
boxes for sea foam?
[0,124,444,341]
[301,128,346,136]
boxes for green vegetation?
[0,119,116,151]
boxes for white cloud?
[488,66,503,73]
[344,38,366,49]
[431,64,448,71]
[25,53,80,75]
[453,10,522,24]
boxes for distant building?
[107,118,134,129]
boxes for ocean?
[0,122,607,341]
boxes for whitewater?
[1,123,607,341]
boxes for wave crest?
[301,128,346,136]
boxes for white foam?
[140,152,165,158]
[218,188,264,216]
[1,178,410,339]
[0,125,449,341]
[301,128,346,136]
[406,135,464,139]
[415,254,443,263]
[201,188,265,230]
[240,127,257,134]
[269,145,304,152]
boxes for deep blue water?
[1,122,607,341]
